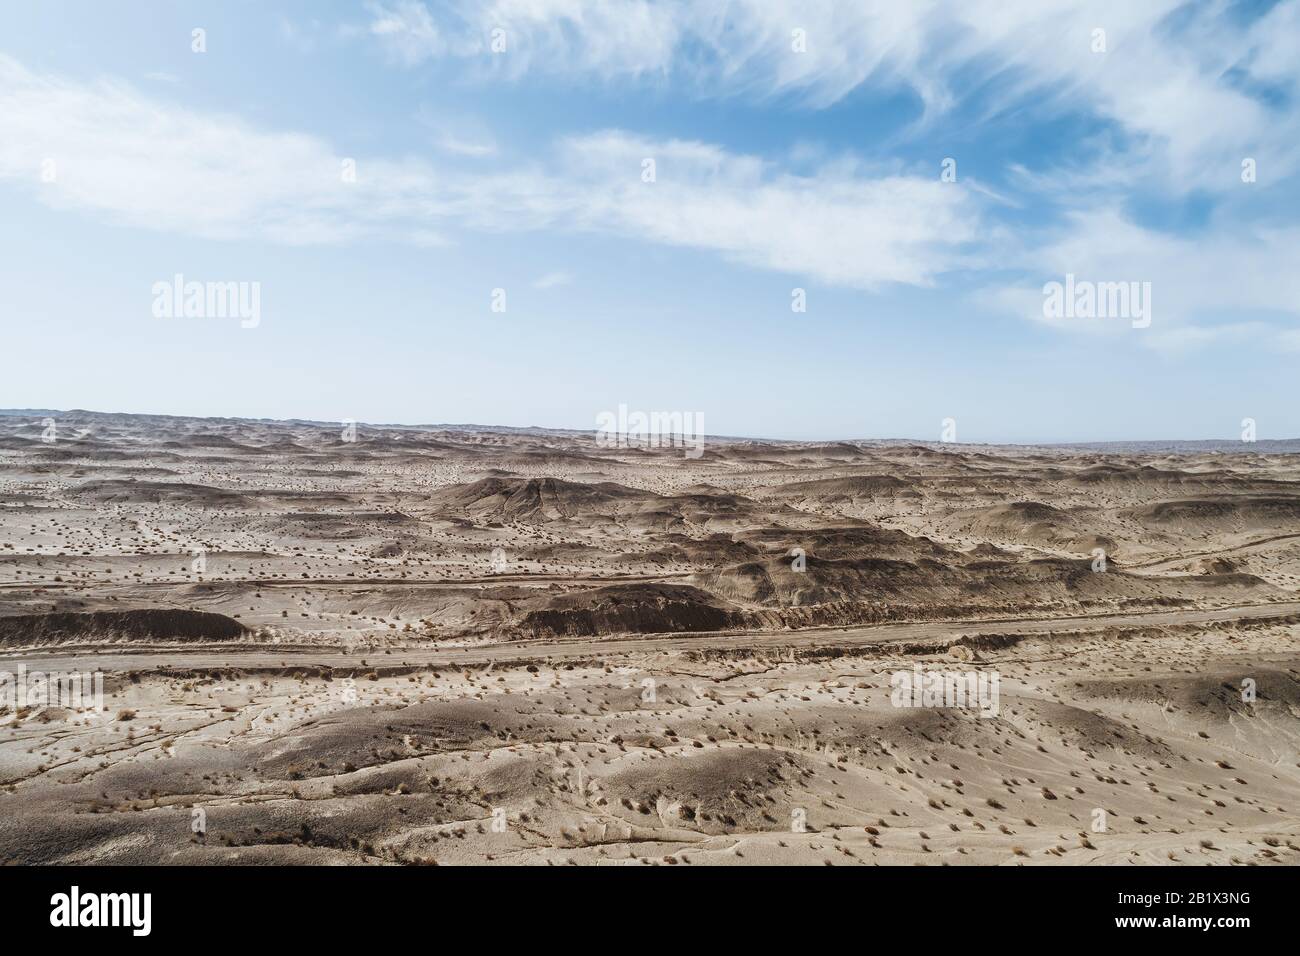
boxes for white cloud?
[0,56,376,244]
[989,207,1300,348]
[549,131,980,288]
[0,55,982,288]
[532,271,572,289]
[368,0,447,62]
[279,16,330,54]
[437,134,497,158]
[367,0,679,73]
[366,0,1300,194]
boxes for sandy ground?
[0,411,1298,864]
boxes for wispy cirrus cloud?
[532,271,571,289]
[988,207,1300,350]
[365,0,1300,195]
[545,131,983,288]
[367,0,679,74]
[0,54,983,288]
[436,134,497,158]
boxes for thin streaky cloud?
[365,0,1300,194]
[532,271,572,289]
[0,55,984,289]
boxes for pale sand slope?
[1,621,1296,865]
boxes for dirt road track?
[6,599,1300,676]
[1127,532,1300,572]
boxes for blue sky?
[1,0,1298,442]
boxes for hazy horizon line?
[1,407,1295,451]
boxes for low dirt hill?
[1125,496,1300,532]
[699,555,945,606]
[431,476,651,522]
[767,474,909,498]
[695,550,1276,617]
[515,583,736,637]
[73,479,251,508]
[941,500,1113,555]
[736,525,955,563]
[0,609,248,646]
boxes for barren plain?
[2,410,1299,865]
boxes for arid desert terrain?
[1,409,1299,865]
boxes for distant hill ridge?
[2,408,1298,452]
